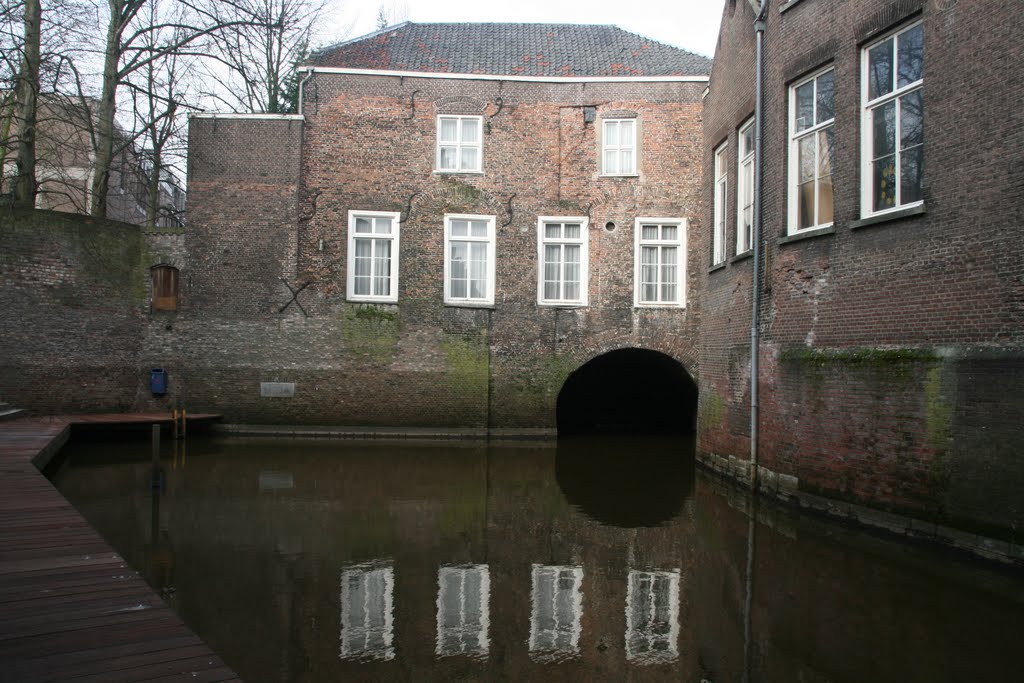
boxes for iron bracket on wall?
[279,279,311,316]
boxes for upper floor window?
[347,211,399,303]
[790,68,835,232]
[737,119,755,251]
[529,565,583,662]
[861,22,923,217]
[444,214,495,306]
[713,143,728,265]
[340,561,395,661]
[635,218,686,307]
[437,115,482,173]
[436,564,490,658]
[538,217,588,306]
[602,119,637,175]
[150,264,179,311]
[626,569,681,664]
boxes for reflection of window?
[529,565,583,661]
[602,119,637,175]
[436,564,490,658]
[737,118,755,250]
[538,217,588,306]
[634,218,686,307]
[347,211,400,303]
[340,561,394,661]
[151,264,179,311]
[625,569,680,664]
[437,115,482,173]
[861,22,923,217]
[790,68,835,232]
[444,214,495,306]
[713,143,728,265]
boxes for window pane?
[620,121,634,146]
[605,150,618,175]
[816,70,835,123]
[450,220,468,237]
[355,217,372,233]
[373,242,391,296]
[798,135,815,183]
[451,278,467,299]
[873,155,897,212]
[818,126,835,224]
[564,223,581,239]
[461,119,479,143]
[642,224,658,240]
[440,118,458,142]
[798,180,815,230]
[621,150,634,174]
[470,220,488,238]
[374,217,392,234]
[901,144,924,204]
[545,223,561,238]
[450,242,468,278]
[662,225,677,241]
[897,24,924,87]
[900,89,923,149]
[604,121,618,146]
[461,147,479,171]
[818,174,834,226]
[440,147,457,170]
[868,38,894,100]
[795,81,814,132]
[872,101,896,159]
[741,124,754,155]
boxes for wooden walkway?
[0,415,238,683]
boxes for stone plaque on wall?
[260,382,296,398]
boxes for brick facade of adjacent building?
[699,0,1024,542]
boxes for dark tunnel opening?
[556,348,698,436]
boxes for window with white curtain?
[339,561,395,661]
[737,118,755,251]
[347,211,400,303]
[436,564,490,658]
[635,218,686,307]
[602,119,637,175]
[538,217,588,306]
[861,21,923,216]
[789,68,835,232]
[437,115,482,173]
[444,214,495,306]
[713,143,728,265]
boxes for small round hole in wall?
[604,221,617,232]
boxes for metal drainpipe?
[297,67,315,117]
[750,1,768,490]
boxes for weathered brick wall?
[699,0,1024,539]
[179,77,705,426]
[0,209,146,412]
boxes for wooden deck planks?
[0,414,237,683]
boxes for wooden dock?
[0,414,238,683]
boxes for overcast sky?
[328,0,728,59]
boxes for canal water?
[51,436,1023,682]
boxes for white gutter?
[190,113,304,120]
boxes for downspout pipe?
[750,0,768,490]
[297,67,315,117]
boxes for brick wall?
[179,77,706,427]
[699,0,1024,540]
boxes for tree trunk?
[12,0,42,208]
[91,0,125,218]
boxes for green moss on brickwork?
[924,364,954,492]
[440,177,484,204]
[342,303,399,362]
[497,353,579,425]
[442,329,489,399]
[699,392,726,431]
[781,347,939,365]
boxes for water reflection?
[339,560,395,661]
[51,436,1024,682]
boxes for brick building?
[699,0,1024,545]
[183,23,710,431]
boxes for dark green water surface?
[50,435,1024,682]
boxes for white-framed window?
[347,210,400,303]
[861,21,923,217]
[635,218,686,307]
[444,214,496,306]
[625,569,681,664]
[713,143,728,265]
[789,68,835,232]
[737,118,755,251]
[339,561,395,661]
[437,115,482,173]
[602,118,637,175]
[436,564,490,658]
[537,217,588,306]
[529,564,583,662]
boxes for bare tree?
[197,0,336,114]
[10,0,40,206]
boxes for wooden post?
[181,408,187,440]
[172,407,179,440]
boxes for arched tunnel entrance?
[556,348,698,436]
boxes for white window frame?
[634,217,686,308]
[860,21,924,218]
[789,67,836,233]
[737,118,755,251]
[444,214,496,307]
[339,561,395,661]
[601,118,638,176]
[529,564,583,662]
[537,216,589,307]
[435,564,490,658]
[712,143,728,265]
[436,115,483,173]
[346,210,400,303]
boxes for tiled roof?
[310,22,711,78]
